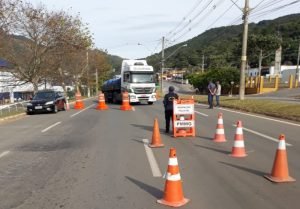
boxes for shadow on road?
[219,161,266,177]
[194,144,230,155]
[125,176,163,199]
[131,123,165,132]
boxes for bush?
[187,68,240,93]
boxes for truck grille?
[133,87,153,94]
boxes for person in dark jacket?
[163,86,179,133]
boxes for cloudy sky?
[27,0,300,59]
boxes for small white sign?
[174,104,194,115]
[174,120,194,128]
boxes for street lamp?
[161,43,187,94]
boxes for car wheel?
[148,102,153,105]
[52,105,58,113]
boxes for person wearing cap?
[163,86,179,133]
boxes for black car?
[26,90,66,114]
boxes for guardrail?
[0,101,27,118]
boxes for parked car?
[26,90,66,114]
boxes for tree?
[0,0,18,56]
[247,34,282,76]
[2,2,93,92]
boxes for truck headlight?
[130,95,136,99]
[27,103,32,106]
[45,101,54,105]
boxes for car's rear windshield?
[33,92,55,100]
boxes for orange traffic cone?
[120,92,132,111]
[213,113,226,142]
[149,118,164,148]
[157,148,189,207]
[74,91,85,109]
[264,134,295,183]
[230,120,247,157]
[96,92,108,110]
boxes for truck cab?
[121,60,157,104]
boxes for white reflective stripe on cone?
[216,129,225,134]
[278,140,286,150]
[166,173,181,181]
[236,127,243,134]
[168,157,178,166]
[218,119,223,124]
[234,140,245,148]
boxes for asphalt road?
[0,92,299,209]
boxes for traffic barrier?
[120,92,132,111]
[264,134,295,183]
[157,148,189,207]
[213,113,226,142]
[73,91,85,109]
[173,98,195,137]
[149,118,164,148]
[230,121,247,157]
[96,92,108,110]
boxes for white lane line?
[196,103,300,127]
[232,124,292,146]
[142,139,162,177]
[0,151,10,159]
[195,111,208,117]
[41,122,61,133]
[70,104,95,118]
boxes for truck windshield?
[131,73,154,83]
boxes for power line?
[165,0,205,38]
[165,0,214,45]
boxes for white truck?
[102,60,157,104]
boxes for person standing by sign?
[207,81,216,109]
[215,81,221,107]
[163,86,179,133]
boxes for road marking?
[232,124,292,146]
[132,107,135,111]
[195,111,208,117]
[0,151,10,159]
[196,103,300,127]
[41,122,61,133]
[70,104,95,118]
[142,139,162,177]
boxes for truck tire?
[112,93,118,104]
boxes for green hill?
[146,13,300,72]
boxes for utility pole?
[86,50,91,97]
[95,68,99,95]
[202,54,205,73]
[258,49,262,77]
[239,0,250,100]
[296,42,300,82]
[161,36,165,94]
